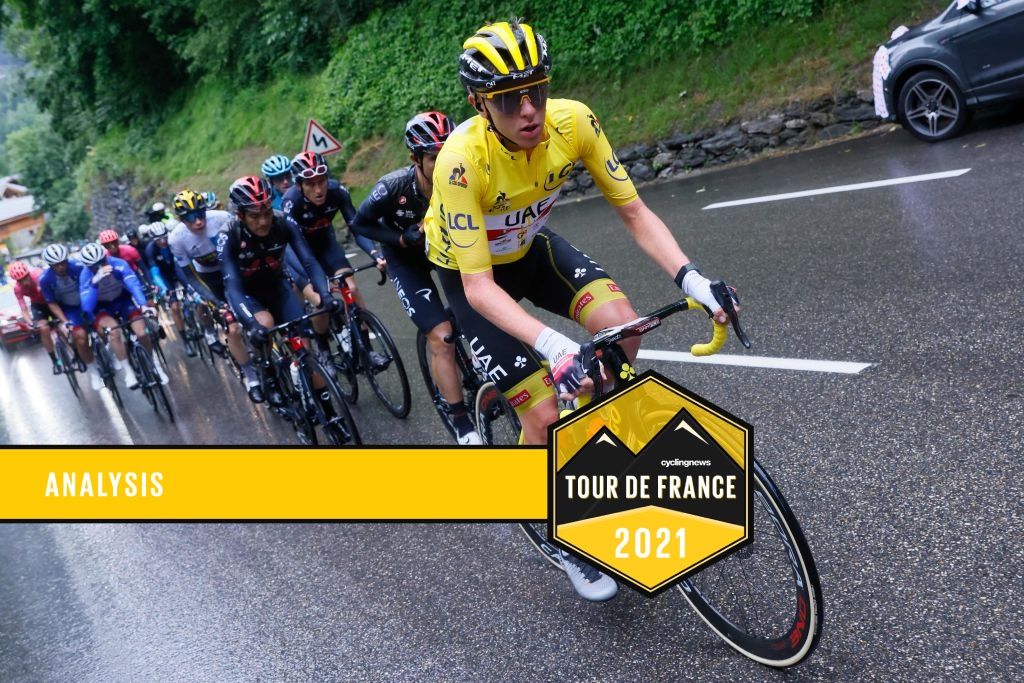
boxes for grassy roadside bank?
[85,0,946,207]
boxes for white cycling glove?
[680,267,720,314]
[91,265,113,285]
[534,327,585,397]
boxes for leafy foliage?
[317,0,823,142]
[6,121,90,239]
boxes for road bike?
[416,308,521,446]
[107,315,174,421]
[87,327,123,407]
[51,322,87,398]
[250,307,361,446]
[519,282,823,668]
[323,265,411,419]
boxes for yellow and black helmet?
[172,188,207,216]
[459,19,550,93]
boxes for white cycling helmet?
[42,244,69,265]
[149,222,168,238]
[151,201,166,213]
[79,242,107,266]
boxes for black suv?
[873,0,1024,141]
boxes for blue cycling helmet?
[261,154,291,179]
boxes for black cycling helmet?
[229,176,273,212]
[405,112,455,155]
[290,151,328,181]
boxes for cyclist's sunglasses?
[481,78,550,116]
[295,165,328,180]
[182,208,206,223]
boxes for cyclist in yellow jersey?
[424,20,737,599]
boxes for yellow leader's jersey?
[424,98,638,274]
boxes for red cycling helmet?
[229,175,273,212]
[98,229,120,244]
[405,112,455,155]
[290,151,328,180]
[7,261,30,281]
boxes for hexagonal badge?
[549,370,752,596]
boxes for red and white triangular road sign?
[303,119,343,156]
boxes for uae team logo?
[549,371,751,595]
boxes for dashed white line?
[637,349,873,374]
[702,168,971,210]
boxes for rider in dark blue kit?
[144,222,188,346]
[218,175,341,410]
[351,111,481,445]
[281,151,386,365]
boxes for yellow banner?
[0,448,547,520]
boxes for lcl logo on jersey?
[543,162,574,191]
[605,152,630,182]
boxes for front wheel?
[897,69,970,142]
[475,382,521,445]
[56,337,81,398]
[301,355,362,446]
[677,458,823,668]
[356,309,410,418]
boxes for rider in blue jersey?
[78,243,168,390]
[38,244,93,378]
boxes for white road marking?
[637,349,873,374]
[702,168,971,210]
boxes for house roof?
[0,195,38,224]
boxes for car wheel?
[897,70,970,142]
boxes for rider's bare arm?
[614,197,729,324]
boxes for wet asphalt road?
[2,112,1024,680]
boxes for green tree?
[6,121,89,239]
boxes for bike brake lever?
[710,280,752,349]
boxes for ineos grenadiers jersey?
[351,165,429,247]
[167,210,233,274]
[423,99,638,274]
[216,215,330,328]
[281,180,357,241]
[40,260,85,307]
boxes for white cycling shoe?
[557,549,618,602]
[89,365,104,392]
[456,429,482,445]
[152,353,169,385]
[123,364,139,390]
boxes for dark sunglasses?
[482,79,550,116]
[183,209,206,223]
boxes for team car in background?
[873,0,1024,141]
[0,286,38,351]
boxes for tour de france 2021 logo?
[549,371,751,595]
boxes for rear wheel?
[416,331,475,441]
[357,309,410,418]
[898,69,970,142]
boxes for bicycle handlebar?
[328,261,388,287]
